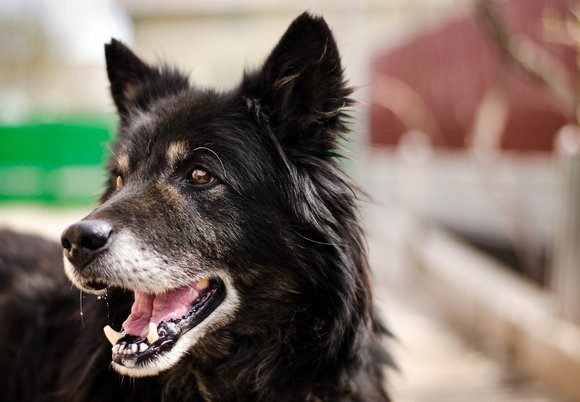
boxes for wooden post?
[552,124,580,325]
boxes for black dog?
[0,13,391,401]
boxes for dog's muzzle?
[59,218,239,377]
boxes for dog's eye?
[115,175,124,189]
[189,168,215,189]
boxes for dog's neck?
[160,324,388,402]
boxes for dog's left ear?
[241,13,351,156]
[105,39,189,116]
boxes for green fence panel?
[0,119,114,205]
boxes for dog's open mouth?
[102,277,225,372]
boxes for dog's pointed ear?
[241,13,352,156]
[105,39,189,116]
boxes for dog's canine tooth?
[197,277,209,290]
[118,343,126,353]
[147,322,159,344]
[131,344,138,353]
[191,289,200,302]
[104,325,123,346]
[139,343,147,353]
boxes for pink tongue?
[122,286,198,336]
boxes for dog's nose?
[61,220,113,268]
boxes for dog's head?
[61,13,367,382]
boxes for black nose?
[61,220,113,268]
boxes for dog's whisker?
[296,232,346,248]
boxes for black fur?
[0,13,391,401]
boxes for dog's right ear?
[239,13,352,160]
[105,39,189,116]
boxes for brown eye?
[115,175,124,189]
[189,168,215,188]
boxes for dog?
[0,13,391,402]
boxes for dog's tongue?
[121,292,154,336]
[122,286,197,336]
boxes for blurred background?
[1,0,579,400]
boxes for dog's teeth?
[197,277,209,290]
[147,322,159,344]
[104,325,123,346]
[139,343,147,353]
[131,344,138,353]
[118,343,126,353]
